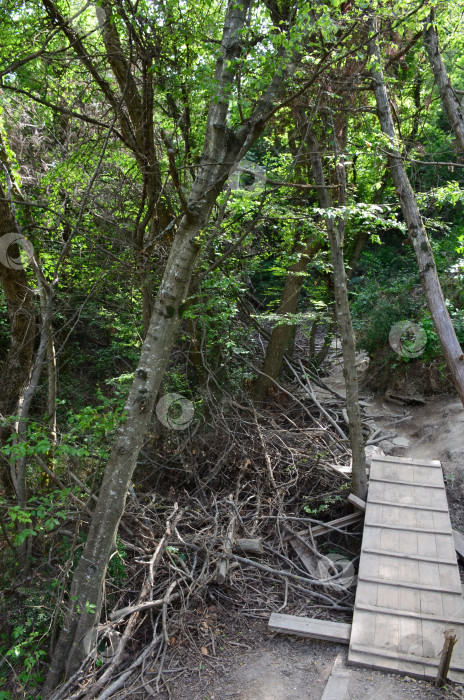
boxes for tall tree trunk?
[254,236,322,401]
[0,182,35,491]
[308,129,367,500]
[37,269,57,462]
[43,0,297,690]
[424,12,464,154]
[368,16,464,406]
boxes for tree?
[41,0,174,337]
[307,125,367,500]
[368,15,464,407]
[424,11,464,156]
[43,0,312,689]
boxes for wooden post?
[435,629,457,688]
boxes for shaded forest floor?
[3,348,464,700]
[153,369,464,700]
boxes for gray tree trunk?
[368,16,464,407]
[308,129,367,500]
[43,0,296,691]
[424,13,464,155]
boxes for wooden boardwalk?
[348,454,464,682]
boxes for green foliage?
[0,580,59,695]
[351,267,423,355]
[108,537,128,586]
[0,491,68,548]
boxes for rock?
[392,436,410,447]
[380,440,395,454]
[365,445,385,458]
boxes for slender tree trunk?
[37,270,57,461]
[11,273,54,513]
[0,182,35,492]
[368,16,464,406]
[424,12,464,154]
[254,237,322,400]
[308,129,367,500]
[43,210,208,693]
[43,0,296,690]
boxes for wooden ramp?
[348,455,464,682]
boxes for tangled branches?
[45,373,369,699]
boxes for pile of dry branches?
[44,356,400,700]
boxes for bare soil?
[153,389,464,700]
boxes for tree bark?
[307,129,367,500]
[368,16,464,407]
[254,236,322,401]
[424,13,464,155]
[43,0,296,690]
[37,268,57,458]
[0,182,35,490]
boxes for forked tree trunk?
[43,0,296,691]
[368,16,464,406]
[308,129,367,500]
[424,12,464,154]
[254,236,322,401]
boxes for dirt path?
[160,392,464,699]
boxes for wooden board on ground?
[348,455,464,684]
[288,537,318,576]
[311,512,363,538]
[348,493,366,512]
[269,613,351,643]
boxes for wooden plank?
[310,512,363,538]
[351,643,464,677]
[453,529,464,560]
[348,493,366,512]
[268,613,351,643]
[321,653,351,700]
[362,548,457,565]
[358,575,462,594]
[288,537,318,576]
[369,500,448,512]
[370,455,442,467]
[370,477,444,489]
[349,455,464,682]
[364,523,451,534]
[356,602,464,625]
[350,643,440,667]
